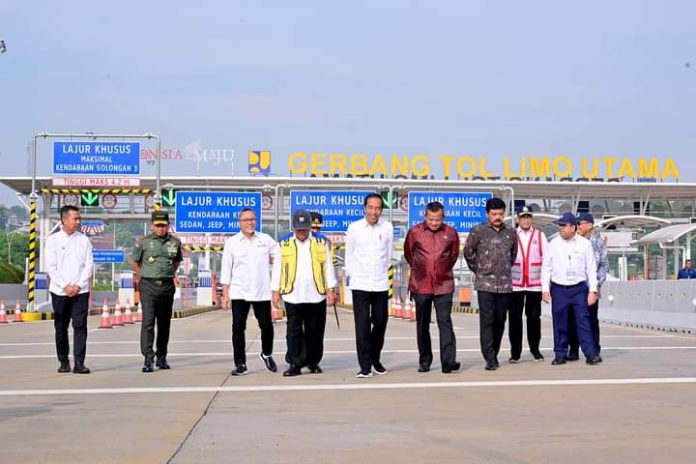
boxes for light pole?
[5,224,12,264]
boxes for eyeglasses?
[311,226,321,231]
[240,218,256,222]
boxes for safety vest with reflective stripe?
[278,232,328,295]
[512,228,543,288]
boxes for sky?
[1,0,695,205]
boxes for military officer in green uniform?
[132,210,183,373]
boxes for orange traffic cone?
[135,302,143,323]
[394,297,402,318]
[13,300,23,323]
[0,300,8,324]
[123,299,134,324]
[403,299,412,320]
[112,302,124,326]
[99,299,113,329]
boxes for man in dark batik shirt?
[463,197,518,371]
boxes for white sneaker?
[356,371,373,378]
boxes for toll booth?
[118,271,135,307]
[197,270,213,307]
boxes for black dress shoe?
[551,357,567,365]
[142,362,154,373]
[493,358,500,368]
[156,357,171,370]
[442,361,461,374]
[283,365,302,377]
[418,364,430,373]
[73,364,91,374]
[566,351,579,361]
[586,356,602,365]
[58,362,71,373]
[308,364,323,374]
[485,362,497,371]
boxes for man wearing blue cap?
[541,212,601,365]
[568,213,608,361]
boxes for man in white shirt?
[220,207,280,376]
[271,210,337,376]
[345,193,393,378]
[45,205,94,374]
[541,212,601,365]
[509,206,549,363]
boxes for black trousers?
[51,292,89,365]
[477,291,510,363]
[568,300,600,356]
[231,299,274,367]
[413,292,457,368]
[508,290,542,359]
[284,300,327,367]
[352,290,389,373]
[139,278,175,362]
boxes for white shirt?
[513,227,549,292]
[541,235,598,293]
[345,217,393,292]
[44,229,94,296]
[270,234,338,304]
[220,232,279,301]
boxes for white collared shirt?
[44,228,94,296]
[345,217,393,292]
[220,232,279,301]
[541,235,598,293]
[270,234,338,304]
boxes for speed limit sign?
[262,194,273,211]
[144,193,156,210]
[63,194,79,207]
[102,193,118,209]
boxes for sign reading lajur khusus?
[53,141,141,175]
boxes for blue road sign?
[53,141,141,175]
[175,191,262,233]
[407,192,493,233]
[92,250,125,264]
[290,190,373,232]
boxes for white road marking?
[0,334,678,347]
[0,377,694,397]
[1,345,696,360]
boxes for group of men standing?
[45,193,609,376]
[463,200,608,369]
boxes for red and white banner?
[52,177,141,187]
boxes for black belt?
[141,277,173,286]
[551,281,586,289]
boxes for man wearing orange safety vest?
[508,206,549,363]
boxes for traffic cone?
[99,299,113,329]
[13,300,23,323]
[0,301,8,324]
[394,296,402,318]
[403,299,412,320]
[112,302,124,326]
[135,302,143,323]
[123,299,134,324]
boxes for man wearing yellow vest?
[272,210,337,377]
[509,206,548,363]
